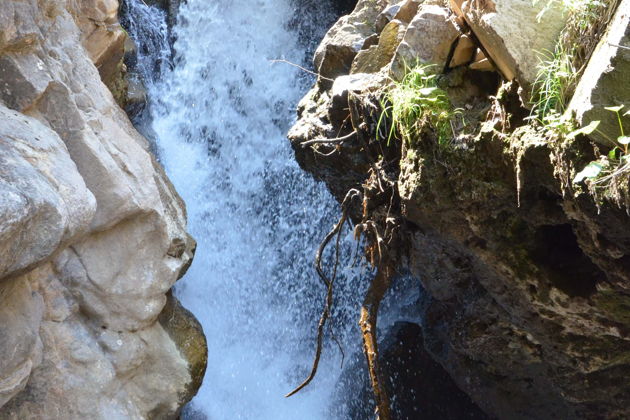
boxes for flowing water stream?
[123,1,367,418]
[122,1,423,418]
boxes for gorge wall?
[291,0,630,419]
[0,0,206,418]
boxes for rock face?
[390,4,460,79]
[569,0,630,146]
[0,0,205,418]
[290,1,630,419]
[334,322,489,419]
[452,0,568,103]
[313,0,389,82]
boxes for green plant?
[378,64,458,148]
[531,0,612,126]
[534,0,606,22]
[573,105,630,184]
[531,44,577,123]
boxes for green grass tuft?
[379,65,458,148]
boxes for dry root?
[360,261,396,420]
[285,189,360,398]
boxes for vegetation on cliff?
[289,0,630,418]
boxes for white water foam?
[123,1,373,418]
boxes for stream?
[121,1,421,418]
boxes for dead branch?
[286,189,361,398]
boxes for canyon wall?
[0,0,206,418]
[291,0,630,419]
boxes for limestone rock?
[351,19,407,74]
[313,0,389,82]
[0,0,202,417]
[0,277,43,408]
[569,0,630,146]
[390,5,460,80]
[458,0,568,103]
[449,34,475,67]
[0,105,96,280]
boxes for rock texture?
[290,1,630,419]
[452,0,568,103]
[569,0,630,146]
[0,0,205,418]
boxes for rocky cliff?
[0,0,206,418]
[291,0,630,419]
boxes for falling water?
[122,0,375,418]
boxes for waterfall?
[122,1,373,418]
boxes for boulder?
[351,19,408,74]
[313,0,389,82]
[390,5,460,79]
[569,0,630,146]
[376,0,423,32]
[455,0,568,103]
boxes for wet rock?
[333,322,490,419]
[381,322,490,420]
[399,126,630,419]
[390,5,460,80]
[290,1,630,419]
[569,0,630,146]
[159,292,208,409]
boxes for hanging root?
[360,262,396,420]
[286,189,361,398]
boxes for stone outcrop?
[569,0,630,146]
[0,0,205,418]
[390,4,460,79]
[290,1,630,419]
[451,0,568,103]
[313,0,389,82]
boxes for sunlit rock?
[569,0,630,146]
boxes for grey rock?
[569,0,630,146]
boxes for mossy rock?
[158,291,207,407]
